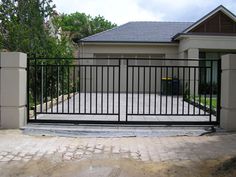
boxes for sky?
[55,0,236,25]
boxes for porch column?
[187,48,199,59]
[0,52,27,129]
[187,48,199,95]
[220,54,236,130]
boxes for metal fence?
[27,57,221,125]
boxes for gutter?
[76,40,179,46]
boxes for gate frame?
[27,57,221,126]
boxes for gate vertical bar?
[143,67,146,114]
[154,67,157,114]
[68,66,70,113]
[56,65,59,113]
[51,66,53,113]
[177,67,179,114]
[50,66,54,113]
[45,65,48,113]
[27,58,30,122]
[188,67,190,115]
[126,59,128,121]
[182,68,185,114]
[137,66,140,114]
[160,67,163,114]
[113,66,115,114]
[217,59,221,123]
[118,59,121,121]
[73,66,76,113]
[204,66,207,114]
[193,67,196,114]
[34,58,37,119]
[166,67,168,114]
[171,67,174,114]
[132,66,134,114]
[199,67,201,115]
[61,66,64,113]
[107,66,109,114]
[84,66,86,113]
[40,65,43,113]
[101,66,103,114]
[90,66,92,114]
[209,61,213,122]
[95,66,98,114]
[148,67,151,114]
[79,64,81,113]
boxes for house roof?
[79,5,236,44]
[80,22,193,43]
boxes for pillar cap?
[222,54,236,70]
[0,52,27,68]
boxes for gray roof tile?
[81,21,193,43]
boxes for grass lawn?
[189,96,217,110]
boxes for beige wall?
[79,43,179,58]
[78,43,179,92]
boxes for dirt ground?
[0,155,236,177]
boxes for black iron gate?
[27,57,221,125]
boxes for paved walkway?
[0,130,236,177]
[0,130,235,163]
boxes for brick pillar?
[220,54,236,130]
[0,52,27,128]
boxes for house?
[76,5,236,93]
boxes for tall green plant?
[53,12,117,40]
[0,0,74,110]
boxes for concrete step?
[21,124,220,138]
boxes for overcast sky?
[55,0,236,25]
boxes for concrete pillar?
[220,54,236,131]
[0,52,27,129]
[187,48,199,59]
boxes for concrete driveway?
[36,93,215,123]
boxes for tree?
[0,1,116,111]
[91,15,116,34]
[0,0,73,109]
[54,12,117,40]
[0,0,72,57]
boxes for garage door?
[94,54,165,92]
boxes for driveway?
[36,93,215,122]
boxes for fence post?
[220,54,236,130]
[0,52,27,129]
